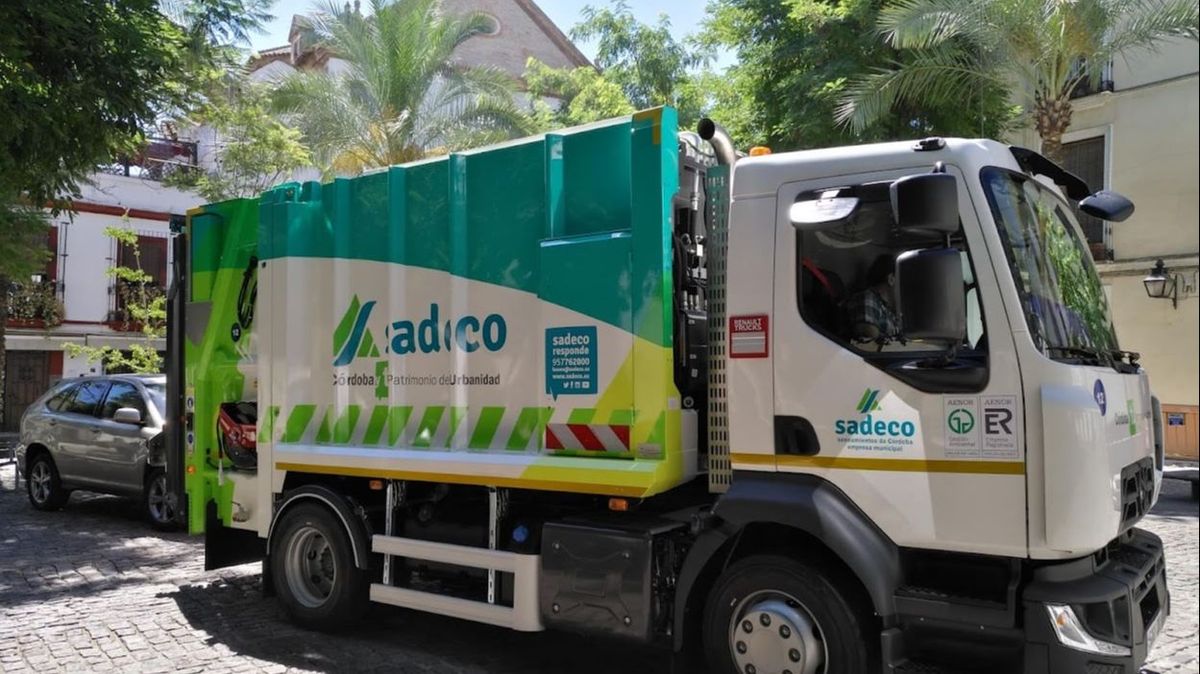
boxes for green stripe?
[608,409,634,426]
[412,406,445,448]
[362,405,413,446]
[469,407,505,449]
[281,404,317,443]
[568,408,596,424]
[855,389,872,413]
[507,406,554,451]
[316,405,361,444]
[446,407,468,445]
[333,296,360,356]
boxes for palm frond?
[836,45,999,133]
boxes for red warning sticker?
[729,314,769,359]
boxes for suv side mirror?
[1079,190,1135,222]
[897,248,965,344]
[113,407,143,425]
[891,172,958,233]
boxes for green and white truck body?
[170,107,1169,673]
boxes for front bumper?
[1023,528,1168,673]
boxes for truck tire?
[26,452,70,511]
[270,502,369,630]
[703,554,876,674]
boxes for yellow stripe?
[730,453,1025,475]
[275,462,649,497]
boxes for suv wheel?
[26,453,70,511]
[143,468,176,530]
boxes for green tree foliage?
[64,224,168,374]
[525,1,717,131]
[702,0,1017,149]
[572,1,711,124]
[525,60,636,127]
[837,0,1198,161]
[167,83,311,201]
[271,0,534,175]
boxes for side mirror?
[890,172,958,233]
[790,195,860,230]
[897,248,966,344]
[113,407,143,425]
[1079,190,1135,222]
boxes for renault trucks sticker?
[729,314,769,358]
[834,388,919,453]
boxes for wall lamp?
[1143,259,1177,308]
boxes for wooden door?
[2,351,50,433]
[1162,404,1199,461]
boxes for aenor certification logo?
[942,394,1020,460]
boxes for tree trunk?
[1034,91,1073,165]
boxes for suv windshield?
[981,168,1119,362]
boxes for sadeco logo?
[833,388,916,437]
[333,295,507,366]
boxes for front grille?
[1119,458,1154,532]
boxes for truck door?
[767,165,1027,557]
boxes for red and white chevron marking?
[545,423,630,452]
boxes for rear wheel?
[143,468,176,530]
[26,453,70,511]
[703,554,877,674]
[270,502,368,630]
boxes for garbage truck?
[167,106,1168,673]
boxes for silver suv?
[15,374,174,529]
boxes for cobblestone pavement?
[1,464,1196,673]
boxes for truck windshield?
[981,167,1119,362]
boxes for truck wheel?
[270,502,368,630]
[703,554,876,674]
[26,452,70,511]
[143,468,176,530]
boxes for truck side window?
[795,181,988,387]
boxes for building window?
[478,13,501,36]
[112,234,168,325]
[1060,136,1109,260]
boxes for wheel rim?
[147,474,173,524]
[29,461,52,504]
[283,525,337,609]
[728,589,826,674]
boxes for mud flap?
[204,502,264,571]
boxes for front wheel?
[270,502,368,630]
[26,453,70,511]
[703,554,877,674]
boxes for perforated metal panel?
[706,165,731,493]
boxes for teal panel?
[539,232,633,332]
[255,108,677,340]
[562,122,632,236]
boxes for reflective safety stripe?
[731,453,1025,475]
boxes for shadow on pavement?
[168,574,670,674]
[1151,477,1199,518]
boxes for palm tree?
[270,0,534,175]
[836,0,1198,161]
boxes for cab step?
[369,535,543,632]
[894,584,1014,628]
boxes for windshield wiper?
[1046,345,1113,366]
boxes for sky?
[248,0,732,68]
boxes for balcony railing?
[1068,61,1115,100]
[5,278,64,328]
[99,137,198,182]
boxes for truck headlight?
[1046,604,1131,657]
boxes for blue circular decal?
[1093,380,1107,416]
